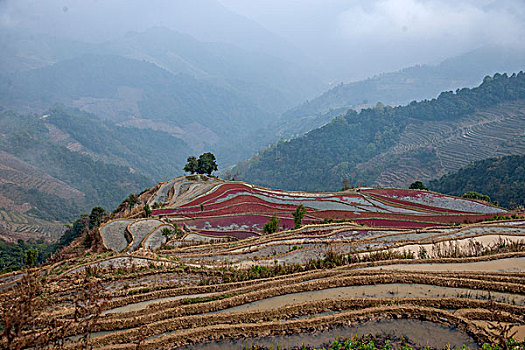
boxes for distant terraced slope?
[0,151,84,242]
[0,108,158,243]
[233,72,525,191]
[358,100,525,187]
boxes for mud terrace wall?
[84,306,491,350]
[93,271,524,329]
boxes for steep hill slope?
[0,107,189,206]
[353,101,525,187]
[429,155,525,209]
[232,72,525,192]
[0,151,80,243]
[39,107,189,181]
[269,47,525,142]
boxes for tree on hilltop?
[183,156,198,174]
[197,152,218,175]
[183,153,218,175]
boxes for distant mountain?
[1,0,304,63]
[429,155,525,209]
[272,47,525,142]
[232,72,525,192]
[0,28,105,76]
[0,27,323,115]
[0,54,283,165]
[104,27,322,112]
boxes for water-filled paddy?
[214,283,523,314]
[179,319,478,349]
[362,257,525,273]
[102,292,215,315]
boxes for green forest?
[234,72,525,191]
[429,155,525,209]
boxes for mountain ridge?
[265,46,525,145]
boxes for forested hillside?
[0,107,192,209]
[232,72,525,191]
[244,47,525,153]
[429,155,525,209]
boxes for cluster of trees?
[263,204,307,234]
[462,191,491,203]
[429,155,524,208]
[409,181,428,190]
[183,152,218,175]
[232,72,525,192]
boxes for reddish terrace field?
[148,176,506,238]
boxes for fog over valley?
[2,0,524,81]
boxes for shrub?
[409,181,428,190]
[462,191,491,202]
[161,227,174,240]
[263,214,280,234]
[292,204,307,229]
[143,203,152,217]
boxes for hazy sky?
[1,0,524,81]
[218,0,525,80]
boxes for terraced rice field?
[2,176,523,349]
[134,176,506,243]
[100,219,133,252]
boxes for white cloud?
[218,0,525,80]
[337,0,525,50]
